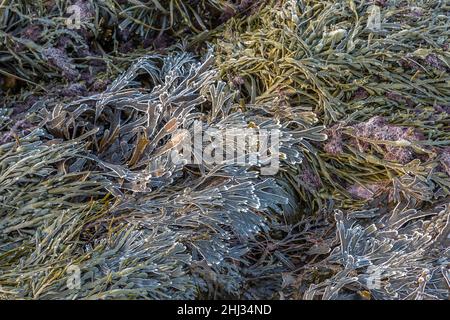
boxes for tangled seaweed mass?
[0,0,449,300]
